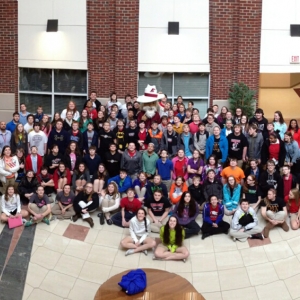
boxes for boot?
[263,222,274,238]
[279,221,289,232]
[85,217,94,228]
[71,213,81,223]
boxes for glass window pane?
[54,95,88,115]
[19,68,52,92]
[138,72,172,97]
[19,94,52,116]
[183,99,208,119]
[54,70,87,94]
[174,73,209,97]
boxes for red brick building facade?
[87,0,139,98]
[0,0,262,106]
[209,0,262,103]
[0,0,18,110]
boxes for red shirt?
[138,130,148,150]
[120,197,141,213]
[174,159,186,178]
[283,174,293,199]
[189,122,200,135]
[269,142,280,161]
[210,204,219,222]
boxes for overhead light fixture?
[46,19,58,32]
[168,22,179,35]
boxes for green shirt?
[142,151,159,175]
[160,226,185,252]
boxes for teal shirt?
[142,152,159,175]
[183,134,192,157]
[77,118,92,133]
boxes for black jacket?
[202,178,223,201]
[188,184,204,205]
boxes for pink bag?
[8,215,23,229]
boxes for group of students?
[1,91,300,261]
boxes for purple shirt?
[187,158,204,179]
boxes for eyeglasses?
[86,186,93,189]
[247,178,253,181]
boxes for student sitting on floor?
[145,190,171,233]
[261,188,289,238]
[154,216,189,262]
[172,191,201,239]
[120,208,156,256]
[111,188,141,228]
[51,184,75,220]
[201,195,230,240]
[72,183,99,228]
[98,182,120,225]
[0,185,28,223]
[229,199,264,242]
[25,186,52,227]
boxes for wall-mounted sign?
[291,56,300,64]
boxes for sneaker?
[280,221,289,232]
[24,219,34,227]
[97,212,105,225]
[50,215,56,221]
[71,214,79,223]
[42,217,50,225]
[201,233,210,240]
[250,233,264,240]
[182,258,186,263]
[22,218,27,224]
[152,255,157,260]
[85,217,94,228]
[106,218,113,225]
[125,249,135,256]
[142,250,148,256]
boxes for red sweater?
[269,142,280,161]
[25,154,43,175]
[53,168,72,189]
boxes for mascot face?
[141,101,158,119]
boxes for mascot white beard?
[142,105,157,119]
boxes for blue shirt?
[31,155,37,174]
[19,112,30,125]
[156,158,173,180]
[183,134,192,157]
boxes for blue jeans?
[111,211,135,227]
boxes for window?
[138,72,209,118]
[19,68,88,117]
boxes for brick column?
[209,0,262,105]
[87,0,139,98]
[0,0,18,110]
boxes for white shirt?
[24,123,33,134]
[129,216,150,243]
[60,109,80,121]
[28,130,48,156]
[1,194,21,215]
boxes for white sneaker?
[183,258,186,263]
[142,250,148,256]
[125,249,135,256]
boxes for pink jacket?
[171,156,189,181]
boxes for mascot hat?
[138,85,165,103]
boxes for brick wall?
[209,0,262,105]
[87,0,139,99]
[0,0,18,109]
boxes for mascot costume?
[137,85,163,129]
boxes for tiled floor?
[1,211,300,300]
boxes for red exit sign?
[291,56,300,63]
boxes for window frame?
[18,68,88,117]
